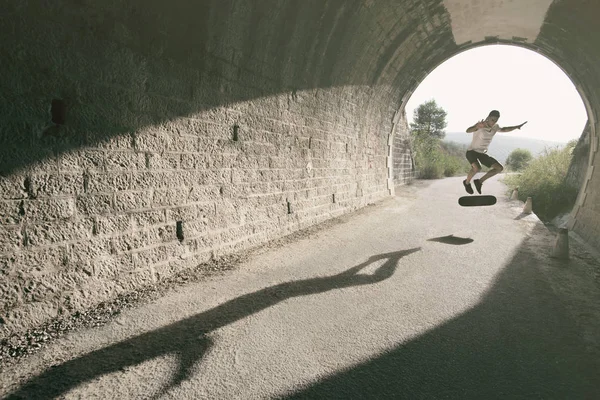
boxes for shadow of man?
[6,247,421,400]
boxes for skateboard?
[458,195,497,207]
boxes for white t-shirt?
[468,124,500,153]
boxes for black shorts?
[466,150,500,168]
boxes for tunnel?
[1,0,599,337]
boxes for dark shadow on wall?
[0,0,455,176]
[4,248,421,399]
[281,225,600,399]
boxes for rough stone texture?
[443,0,554,45]
[392,112,414,186]
[0,0,452,336]
[566,123,591,191]
[1,0,600,336]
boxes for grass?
[502,143,578,222]
[413,139,471,179]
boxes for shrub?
[503,143,578,222]
[412,141,471,179]
[506,148,533,171]
[417,160,444,179]
[441,154,461,177]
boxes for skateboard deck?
[458,195,497,207]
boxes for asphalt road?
[2,175,600,399]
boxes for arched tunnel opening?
[1,0,599,341]
[403,43,589,222]
[405,44,588,145]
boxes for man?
[463,110,527,194]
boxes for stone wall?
[392,112,415,187]
[5,0,600,338]
[566,123,591,191]
[1,0,456,336]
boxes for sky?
[405,44,587,143]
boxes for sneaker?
[463,180,474,194]
[474,179,483,194]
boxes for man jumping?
[463,110,527,194]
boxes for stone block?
[29,173,85,197]
[180,153,209,169]
[115,267,156,291]
[95,134,134,150]
[171,118,206,137]
[10,273,59,305]
[110,230,153,254]
[23,198,76,222]
[133,244,169,267]
[0,254,14,275]
[0,225,22,253]
[152,259,184,280]
[166,204,203,221]
[130,171,165,190]
[86,172,132,193]
[146,152,180,170]
[183,219,209,237]
[168,136,200,153]
[104,151,147,171]
[152,188,189,207]
[10,246,68,276]
[217,153,241,169]
[25,218,94,246]
[155,224,178,243]
[59,150,105,172]
[130,209,167,228]
[0,278,21,311]
[76,194,113,216]
[94,214,132,235]
[69,237,113,262]
[0,200,24,224]
[0,176,26,200]
[92,254,135,279]
[114,190,153,212]
[134,131,173,152]
[187,185,220,202]
[19,154,59,175]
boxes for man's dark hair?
[489,110,500,118]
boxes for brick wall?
[1,0,456,336]
[392,112,415,187]
[5,0,600,338]
[4,0,600,338]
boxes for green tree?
[410,99,448,140]
[410,100,449,179]
[506,148,533,171]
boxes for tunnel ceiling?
[2,0,599,171]
[444,0,555,45]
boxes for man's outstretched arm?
[500,121,527,132]
[466,120,485,133]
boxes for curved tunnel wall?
[0,0,598,336]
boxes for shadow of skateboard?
[458,195,497,207]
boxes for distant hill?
[442,132,569,164]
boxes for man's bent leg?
[465,163,480,184]
[479,163,504,183]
